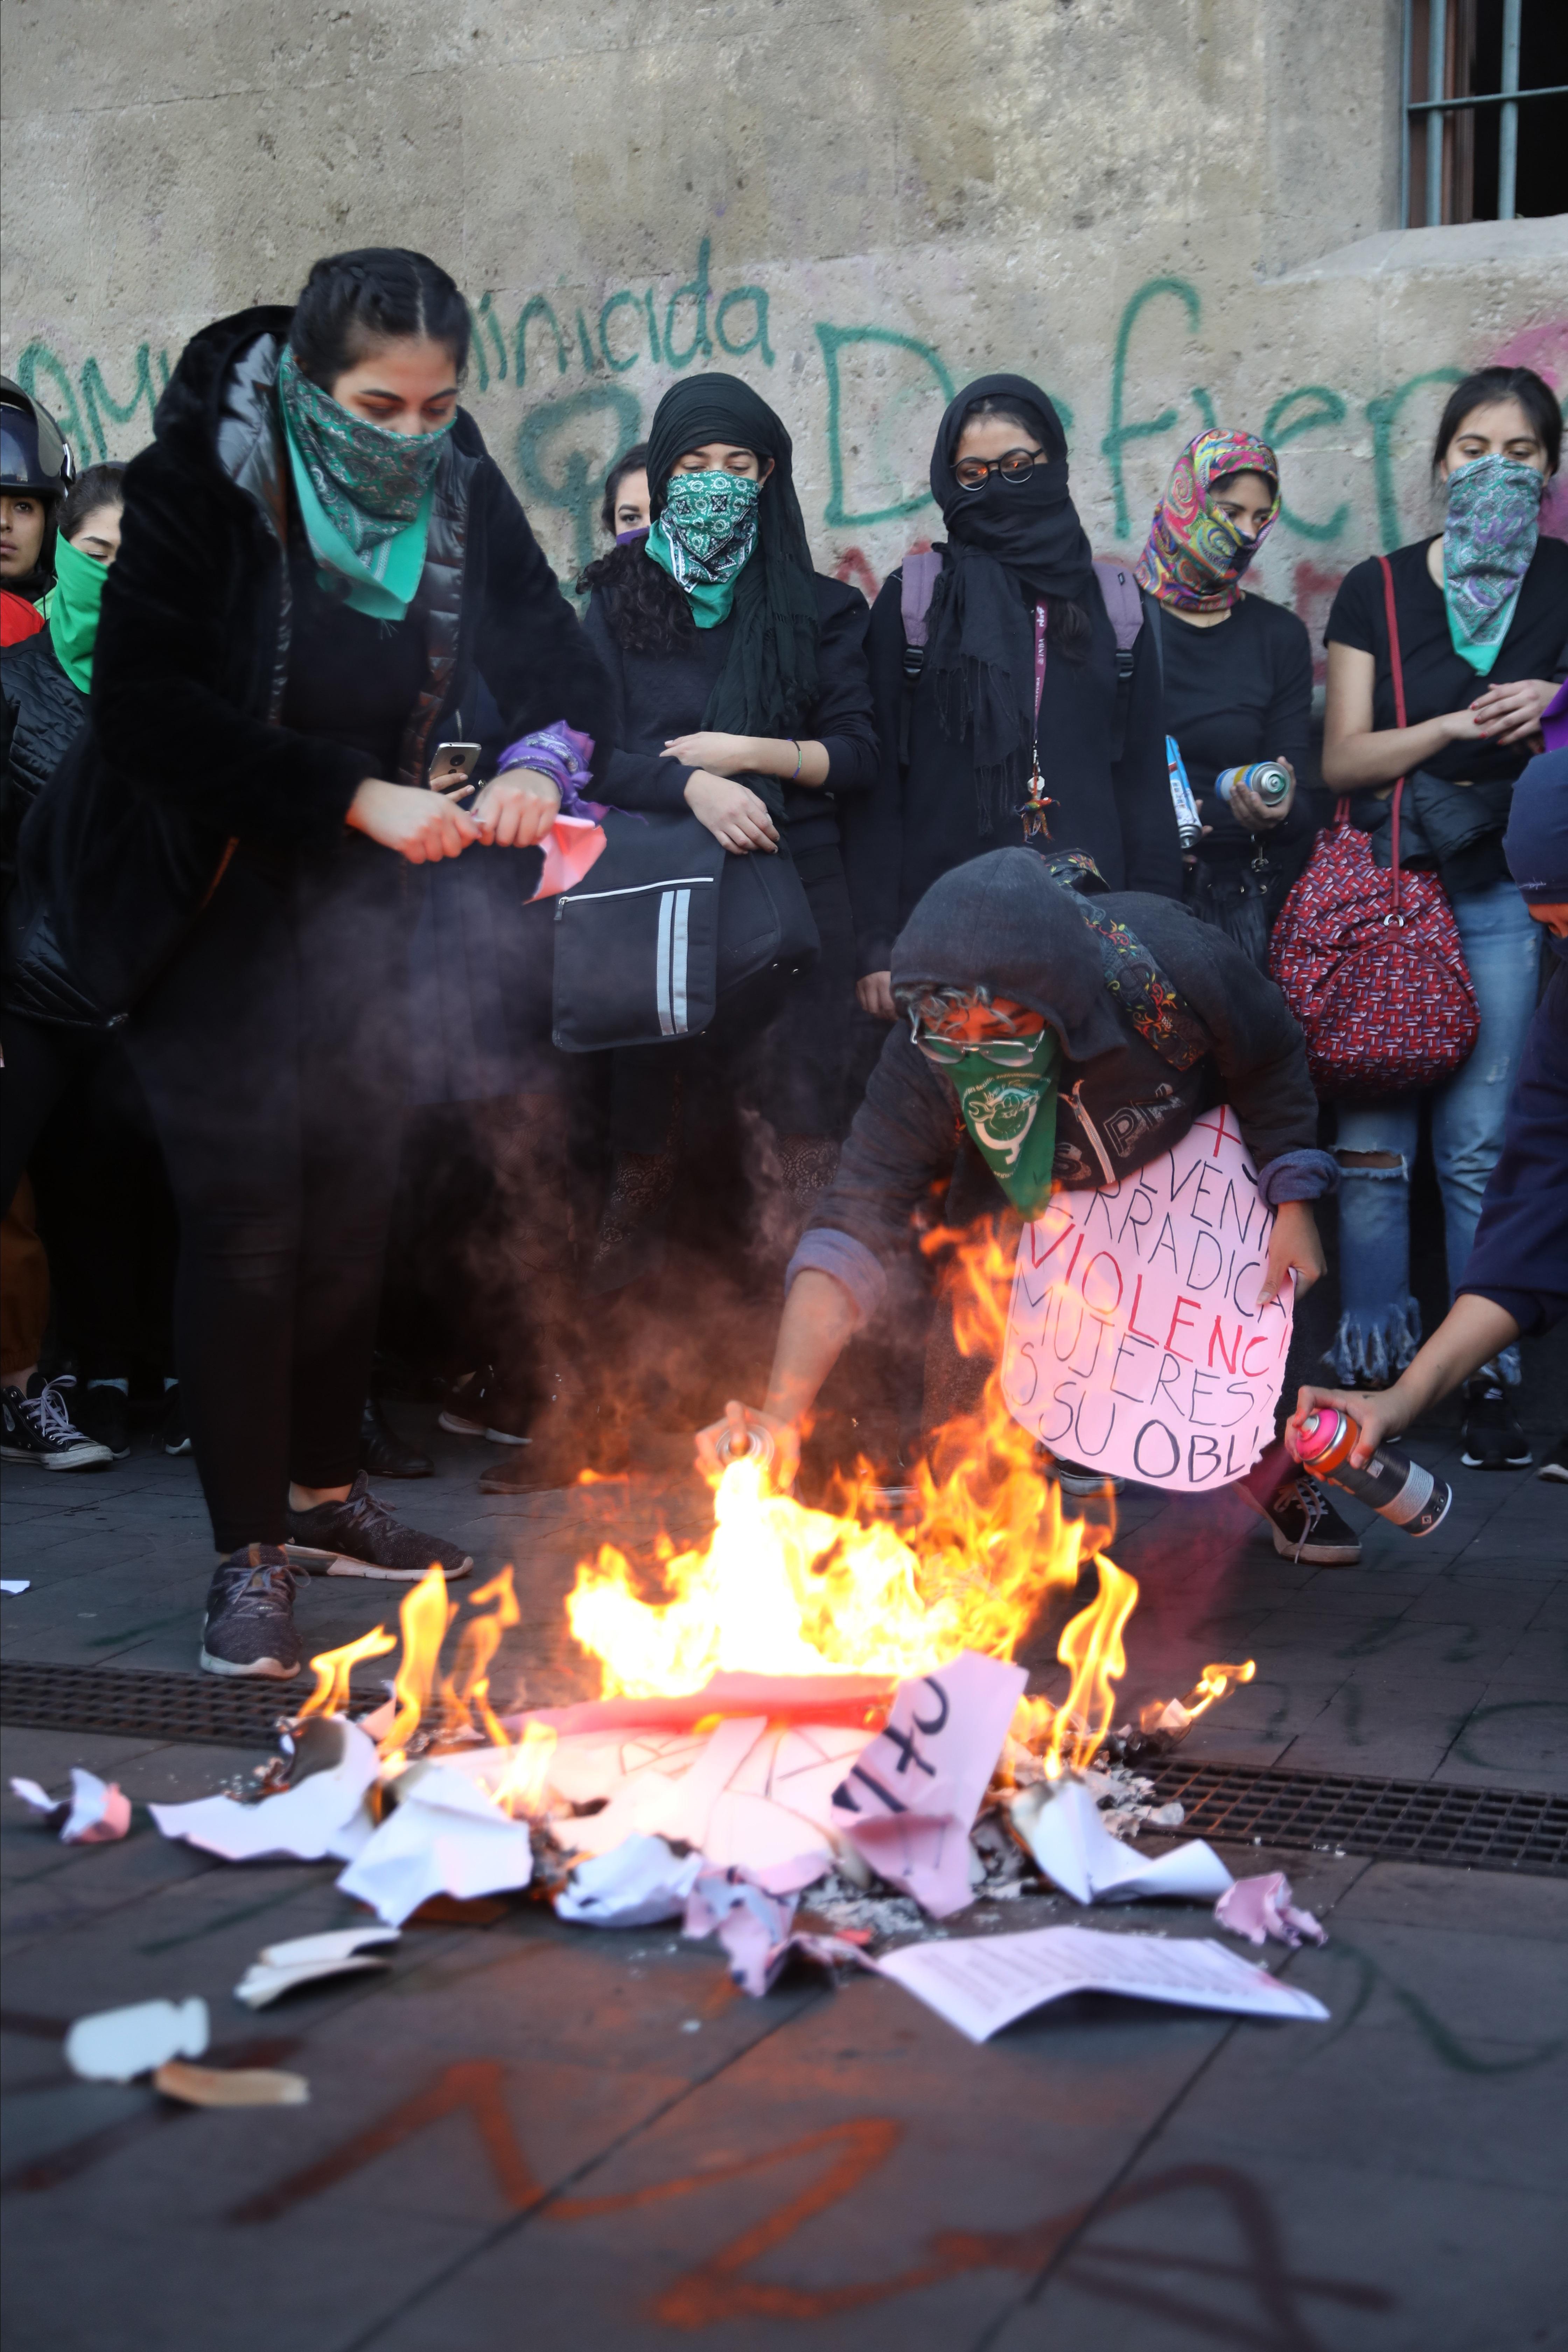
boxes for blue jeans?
[1333,878,1540,1387]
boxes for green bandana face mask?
[1442,453,1543,677]
[47,531,110,693]
[276,345,450,621]
[645,468,761,627]
[950,1029,1062,1215]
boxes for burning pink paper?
[528,814,607,902]
[1215,1870,1326,1949]
[829,1652,1028,1918]
[683,1864,870,1997]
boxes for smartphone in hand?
[431,741,482,798]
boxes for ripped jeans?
[1333,877,1540,1388]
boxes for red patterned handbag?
[1268,556,1479,1100]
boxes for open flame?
[302,1222,1253,1785]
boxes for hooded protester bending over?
[842,373,1180,1020]
[10,248,611,1679]
[699,849,1363,1565]
[568,372,877,1423]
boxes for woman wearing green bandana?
[696,847,1367,1568]
[1323,364,1568,1473]
[6,247,614,1679]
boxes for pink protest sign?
[1000,1105,1293,1491]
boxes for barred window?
[1402,0,1568,224]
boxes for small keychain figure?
[1016,602,1054,841]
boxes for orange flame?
[294,1623,398,1724]
[492,1719,558,1818]
[439,1567,521,1748]
[1139,1657,1257,1738]
[381,1567,458,1759]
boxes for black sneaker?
[283,1470,472,1581]
[1259,1472,1362,1565]
[1538,1432,1568,1485]
[438,1367,530,1446]
[1460,1377,1532,1470]
[0,1378,114,1471]
[161,1384,192,1456]
[200,1545,306,1679]
[360,1395,433,1478]
[74,1382,132,1460]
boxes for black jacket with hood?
[5,305,613,1029]
[793,848,1325,1324]
[0,628,86,900]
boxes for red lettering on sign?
[1191,1104,1238,1159]
[1079,1251,1124,1315]
[1128,1276,1161,1345]
[1163,1295,1202,1361]
[1207,1318,1241,1374]
[1242,1335,1273,1377]
[1028,1211,1079,1271]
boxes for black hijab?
[924,372,1095,830]
[645,374,819,811]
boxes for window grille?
[1402,0,1568,225]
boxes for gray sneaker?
[200,1545,306,1679]
[283,1470,472,1581]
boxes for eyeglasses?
[952,450,1043,491]
[910,1023,1044,1070]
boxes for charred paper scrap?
[11,1766,131,1845]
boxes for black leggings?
[123,842,413,1553]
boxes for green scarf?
[46,532,108,692]
[950,1029,1062,1215]
[276,345,448,621]
[644,469,761,628]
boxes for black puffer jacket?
[0,630,85,898]
[800,849,1325,1307]
[6,306,614,1029]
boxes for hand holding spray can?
[1216,761,1292,808]
[1166,736,1205,851]
[1293,1408,1452,1537]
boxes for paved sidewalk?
[2,1409,1564,2351]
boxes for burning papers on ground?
[11,1766,131,1845]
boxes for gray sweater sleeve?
[793,1025,960,1316]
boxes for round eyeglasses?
[952,450,1043,491]
[912,1028,1044,1069]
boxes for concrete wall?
[4,0,1565,647]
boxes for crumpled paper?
[150,1717,379,1864]
[1215,1870,1327,1949]
[682,1862,869,1997]
[66,1997,209,2083]
[1010,1775,1234,1907]
[829,1652,1028,1918]
[234,1925,401,2009]
[12,1766,131,1845]
[554,1833,704,1927]
[336,1762,533,1927]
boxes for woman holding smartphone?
[15,247,611,1676]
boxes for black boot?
[359,1395,433,1479]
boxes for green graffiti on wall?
[515,383,644,581]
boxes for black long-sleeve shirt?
[1155,588,1318,890]
[839,560,1181,974]
[579,573,878,856]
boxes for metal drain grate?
[1144,1758,1568,1878]
[0,1658,390,1751]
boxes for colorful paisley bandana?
[1442,453,1543,677]
[1135,430,1280,614]
[645,468,761,627]
[276,346,451,555]
[950,1027,1062,1216]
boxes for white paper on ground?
[1215,1871,1327,1949]
[830,1652,1028,1918]
[12,1766,132,1845]
[682,1864,870,1997]
[556,1833,704,1927]
[1011,1776,1234,1907]
[877,1925,1329,2043]
[1001,1106,1292,1490]
[234,1925,401,2009]
[0,1578,30,1594]
[150,1717,380,1863]
[65,1996,210,2082]
[336,1765,534,1927]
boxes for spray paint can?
[1217,761,1292,808]
[1294,1408,1452,1537]
[715,1422,776,1470]
[1166,736,1205,850]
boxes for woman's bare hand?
[470,770,562,848]
[1466,676,1557,747]
[1286,1382,1407,1467]
[694,1399,799,1489]
[856,970,896,1020]
[1258,1200,1324,1309]
[684,770,778,854]
[348,778,479,864]
[1227,757,1296,831]
[664,730,756,776]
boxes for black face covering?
[924,372,1095,831]
[645,373,819,814]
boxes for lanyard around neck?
[1017,602,1054,841]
